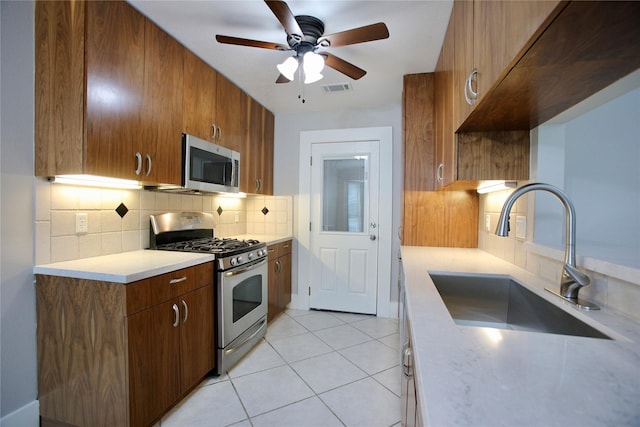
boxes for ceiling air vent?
[321,83,353,93]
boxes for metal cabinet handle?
[464,67,478,105]
[217,126,222,141]
[275,260,281,273]
[169,276,188,285]
[145,154,152,176]
[172,303,179,328]
[135,152,142,175]
[436,163,444,183]
[211,124,217,140]
[181,300,189,324]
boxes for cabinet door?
[280,251,292,312]
[142,18,184,185]
[85,0,144,180]
[452,0,474,130]
[179,285,215,393]
[267,256,279,322]
[243,98,264,193]
[215,74,248,153]
[261,109,275,195]
[473,0,560,107]
[183,49,218,141]
[435,12,456,188]
[128,300,180,427]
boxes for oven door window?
[233,273,262,322]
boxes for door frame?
[296,127,393,317]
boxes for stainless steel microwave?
[181,133,240,194]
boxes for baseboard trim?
[0,400,39,427]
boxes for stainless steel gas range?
[149,212,268,376]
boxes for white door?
[309,141,379,314]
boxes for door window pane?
[322,157,367,232]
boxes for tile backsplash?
[35,178,293,265]
[478,188,640,321]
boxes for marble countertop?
[401,247,640,427]
[33,250,215,283]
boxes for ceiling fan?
[215,0,389,84]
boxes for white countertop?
[232,234,293,246]
[401,247,640,427]
[33,250,215,283]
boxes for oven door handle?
[224,317,267,357]
[223,258,267,277]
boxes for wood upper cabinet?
[402,73,478,247]
[36,0,183,185]
[183,49,218,142]
[452,0,562,130]
[141,17,184,185]
[37,262,214,427]
[215,73,249,154]
[242,98,274,194]
[84,0,144,180]
[434,15,456,189]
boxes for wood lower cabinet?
[36,262,215,427]
[267,240,292,322]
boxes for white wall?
[273,105,403,312]
[1,1,39,424]
[535,85,640,269]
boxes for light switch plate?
[75,213,88,234]
[515,215,526,240]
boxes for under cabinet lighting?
[50,175,142,190]
[476,181,517,194]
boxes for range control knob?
[236,256,244,264]
[257,249,264,257]
[230,257,238,266]
[248,252,254,260]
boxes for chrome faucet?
[495,183,599,310]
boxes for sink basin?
[429,273,611,339]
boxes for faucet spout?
[495,183,594,305]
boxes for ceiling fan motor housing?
[291,15,325,46]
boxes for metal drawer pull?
[403,347,413,378]
[181,300,189,324]
[172,303,179,328]
[169,276,188,285]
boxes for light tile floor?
[160,309,401,427]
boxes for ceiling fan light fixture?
[277,56,298,81]
[302,51,325,84]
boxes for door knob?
[370,234,377,241]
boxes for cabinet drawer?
[126,262,213,315]
[278,240,292,256]
[267,244,280,260]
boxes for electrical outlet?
[75,213,88,234]
[234,212,240,223]
[516,215,526,240]
[485,214,491,231]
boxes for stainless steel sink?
[429,273,611,339]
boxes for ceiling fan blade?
[319,22,389,48]
[276,74,291,84]
[323,53,367,80]
[216,35,288,51]
[265,0,303,38]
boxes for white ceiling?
[128,0,453,114]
